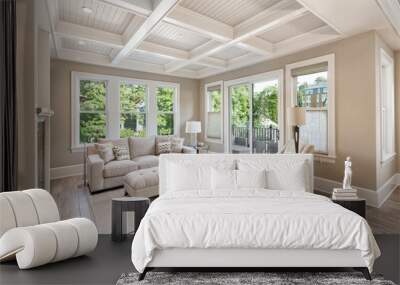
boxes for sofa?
[87,135,196,193]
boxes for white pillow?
[266,161,307,191]
[168,163,211,191]
[211,168,236,190]
[237,169,267,189]
[237,159,308,191]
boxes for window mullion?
[147,83,157,136]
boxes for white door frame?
[223,70,284,153]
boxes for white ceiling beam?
[57,47,199,78]
[45,0,60,57]
[164,5,234,42]
[237,37,275,55]
[166,3,308,72]
[111,0,179,64]
[55,21,124,48]
[137,41,189,60]
[234,0,308,38]
[197,57,227,70]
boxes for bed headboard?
[159,154,314,195]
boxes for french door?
[226,72,283,154]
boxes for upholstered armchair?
[0,189,98,269]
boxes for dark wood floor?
[51,175,400,234]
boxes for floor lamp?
[287,107,306,153]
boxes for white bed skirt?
[148,248,366,268]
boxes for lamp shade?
[287,107,306,126]
[185,121,202,133]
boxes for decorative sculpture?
[343,156,352,190]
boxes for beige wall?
[200,32,379,190]
[50,59,200,168]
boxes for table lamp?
[185,121,201,147]
[287,107,306,153]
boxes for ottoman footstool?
[124,167,159,198]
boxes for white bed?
[131,154,380,280]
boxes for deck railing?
[232,125,280,153]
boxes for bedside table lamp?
[287,107,306,153]
[186,121,201,147]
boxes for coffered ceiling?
[44,0,400,79]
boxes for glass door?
[228,79,280,154]
[252,80,280,154]
[229,83,251,153]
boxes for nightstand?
[332,198,366,218]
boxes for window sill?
[205,138,223,144]
[70,143,94,153]
[314,154,336,164]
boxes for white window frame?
[71,72,180,151]
[155,83,180,136]
[285,54,336,162]
[204,81,224,144]
[119,80,149,138]
[223,70,285,153]
[378,48,396,163]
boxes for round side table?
[111,197,150,242]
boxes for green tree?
[120,83,146,138]
[252,85,278,128]
[156,87,174,135]
[79,80,107,143]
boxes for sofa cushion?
[94,143,114,163]
[155,135,174,154]
[132,155,159,169]
[112,144,130,161]
[129,136,155,159]
[171,137,184,153]
[103,160,138,178]
[98,138,129,149]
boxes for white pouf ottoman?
[0,189,98,269]
[124,167,159,198]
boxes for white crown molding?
[376,0,400,36]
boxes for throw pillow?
[236,169,267,189]
[95,143,114,163]
[157,141,171,154]
[211,168,237,191]
[112,145,130,161]
[171,137,184,153]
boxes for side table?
[112,197,150,242]
[332,198,366,218]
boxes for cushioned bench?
[124,167,159,198]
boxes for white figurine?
[343,156,352,190]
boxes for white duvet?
[131,190,380,273]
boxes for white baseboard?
[50,164,83,180]
[314,173,400,208]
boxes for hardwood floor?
[51,176,400,234]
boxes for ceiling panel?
[61,37,113,55]
[212,46,248,60]
[128,50,172,65]
[185,64,205,71]
[258,12,326,43]
[58,0,133,34]
[179,0,281,26]
[146,22,209,51]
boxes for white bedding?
[131,190,380,273]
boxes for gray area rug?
[116,271,395,285]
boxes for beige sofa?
[87,136,195,193]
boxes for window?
[379,49,395,162]
[72,72,180,150]
[156,86,176,135]
[78,79,108,143]
[120,83,147,138]
[205,82,223,142]
[286,54,335,161]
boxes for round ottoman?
[124,167,159,198]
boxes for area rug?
[116,271,395,285]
